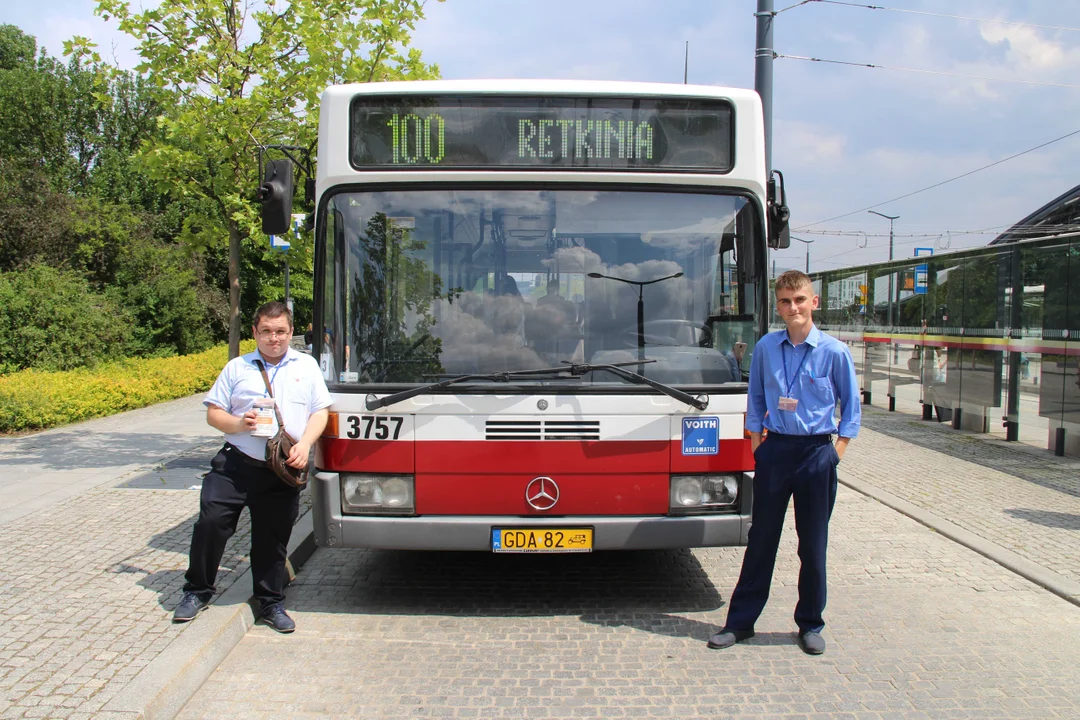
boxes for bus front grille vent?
[542,420,600,441]
[486,420,541,441]
[485,420,601,441]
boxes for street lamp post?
[867,210,899,327]
[587,271,683,374]
[791,236,814,274]
[869,210,900,365]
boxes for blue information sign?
[682,416,719,456]
[913,247,933,296]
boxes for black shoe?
[797,630,825,655]
[260,605,296,633]
[707,627,755,649]
[173,592,210,623]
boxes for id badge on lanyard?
[780,344,811,412]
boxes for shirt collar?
[783,324,821,348]
[245,347,298,368]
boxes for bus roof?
[323,79,762,102]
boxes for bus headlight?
[669,475,739,514]
[341,474,415,515]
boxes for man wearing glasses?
[173,302,331,633]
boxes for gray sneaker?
[707,627,755,649]
[173,592,210,623]
[260,605,296,634]
[797,630,825,655]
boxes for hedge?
[0,340,256,433]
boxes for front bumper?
[311,471,752,550]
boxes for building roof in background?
[990,184,1080,245]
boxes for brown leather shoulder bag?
[254,360,308,488]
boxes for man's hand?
[750,430,763,453]
[239,410,258,433]
[285,439,311,469]
[835,436,851,461]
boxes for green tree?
[0,25,36,70]
[76,0,441,359]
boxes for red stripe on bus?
[321,438,414,473]
[321,438,756,475]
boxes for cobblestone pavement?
[846,405,1080,586]
[0,397,310,720]
[179,489,1080,717]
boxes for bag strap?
[254,359,287,429]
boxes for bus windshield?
[320,188,763,387]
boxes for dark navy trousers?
[183,444,300,611]
[724,432,840,634]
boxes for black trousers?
[183,443,300,610]
[724,432,839,634]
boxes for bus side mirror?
[767,169,791,249]
[772,218,790,249]
[257,158,294,235]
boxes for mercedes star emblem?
[525,476,559,511]
[537,399,548,411]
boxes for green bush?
[0,264,132,374]
[0,340,256,433]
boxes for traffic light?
[256,158,294,235]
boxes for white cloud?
[775,120,848,166]
[979,24,1069,71]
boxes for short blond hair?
[775,270,812,293]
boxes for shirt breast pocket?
[805,375,835,405]
[285,384,311,410]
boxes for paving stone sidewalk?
[0,396,308,720]
[845,405,1080,588]
[179,484,1080,718]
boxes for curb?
[839,473,1080,609]
[104,510,318,720]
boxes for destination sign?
[350,95,734,172]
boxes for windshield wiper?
[556,361,709,410]
[365,360,708,411]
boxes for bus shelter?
[795,236,1080,457]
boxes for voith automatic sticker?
[681,416,719,456]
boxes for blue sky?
[6,0,1079,273]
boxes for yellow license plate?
[492,528,593,553]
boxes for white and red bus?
[266,80,788,552]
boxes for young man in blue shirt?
[709,270,861,655]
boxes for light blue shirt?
[204,348,333,460]
[745,325,860,438]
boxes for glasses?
[257,330,291,339]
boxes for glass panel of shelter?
[807,238,1080,456]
